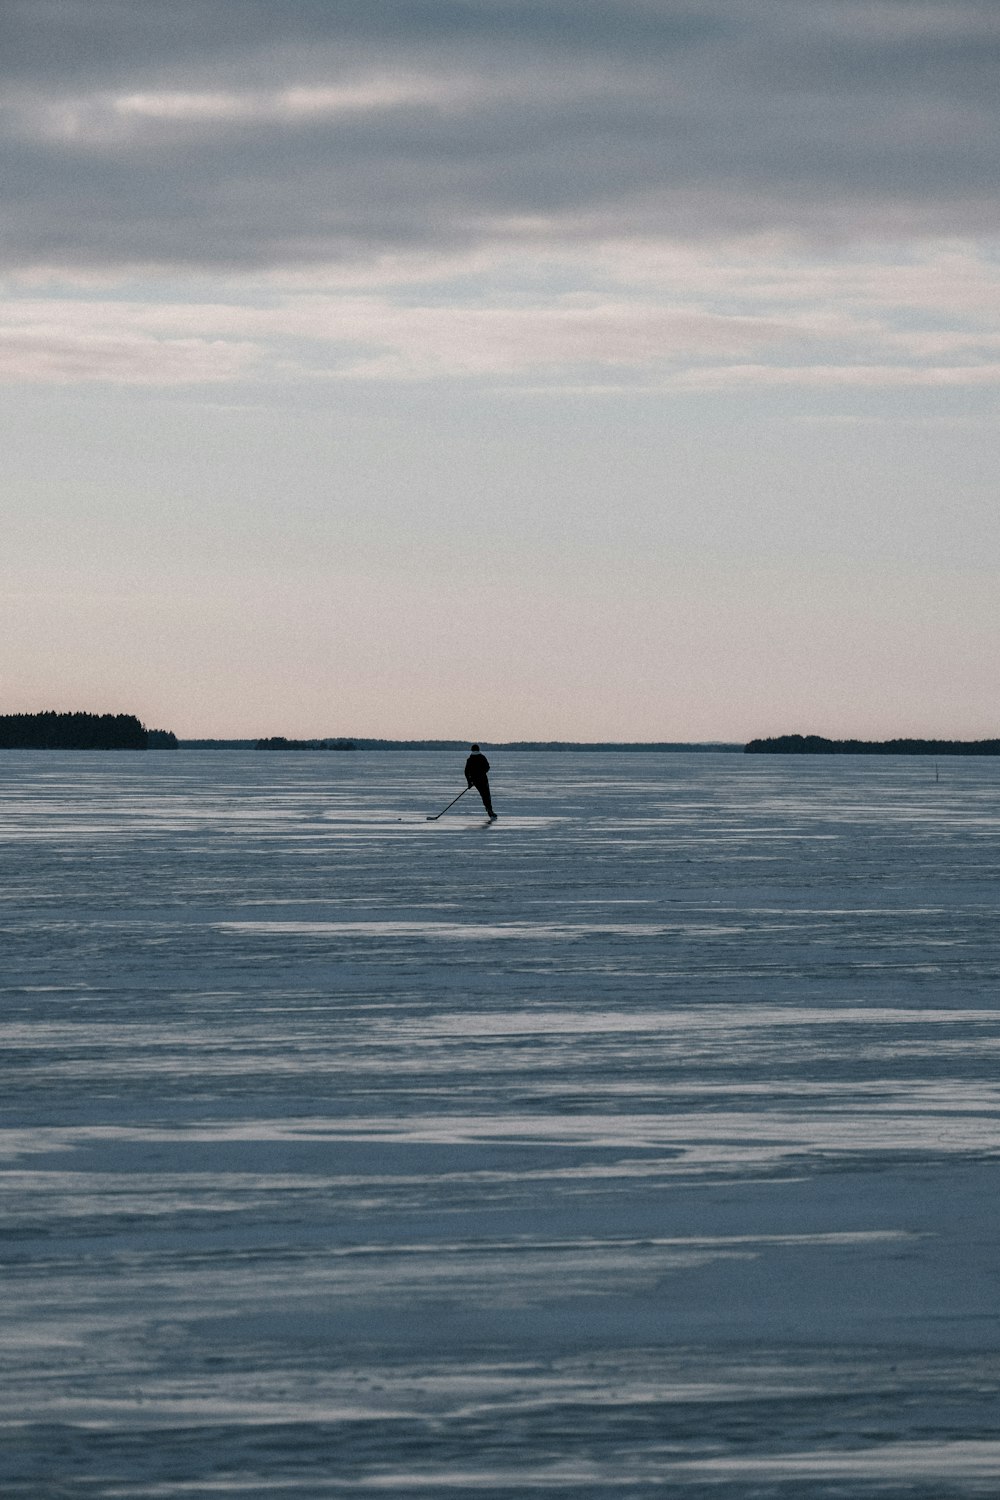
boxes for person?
[464,744,497,819]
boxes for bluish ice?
[2,750,999,1498]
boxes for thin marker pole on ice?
[426,786,472,821]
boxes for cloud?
[4,3,999,392]
[0,325,258,384]
[5,242,1000,388]
[0,294,790,384]
[676,362,1000,392]
[3,1,1000,273]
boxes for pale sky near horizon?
[4,0,999,741]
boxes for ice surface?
[2,750,999,1497]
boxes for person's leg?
[475,778,495,816]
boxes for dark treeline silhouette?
[746,734,1000,756]
[180,739,255,749]
[344,739,468,750]
[327,739,740,752]
[256,737,356,751]
[0,712,176,750]
[182,738,741,751]
[495,741,740,752]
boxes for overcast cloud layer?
[2,1,1000,392]
[4,0,1000,272]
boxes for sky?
[4,0,999,741]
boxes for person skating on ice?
[465,744,497,819]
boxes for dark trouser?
[470,777,494,815]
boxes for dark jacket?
[465,752,490,786]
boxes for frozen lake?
[3,749,1000,1498]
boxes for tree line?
[746,734,1000,755]
[255,737,356,750]
[0,713,177,749]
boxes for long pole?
[426,786,472,821]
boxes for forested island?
[0,713,177,749]
[256,737,356,751]
[746,735,1000,756]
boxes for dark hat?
[470,744,480,751]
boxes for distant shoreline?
[746,734,1000,756]
[5,715,996,754]
[183,738,745,752]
